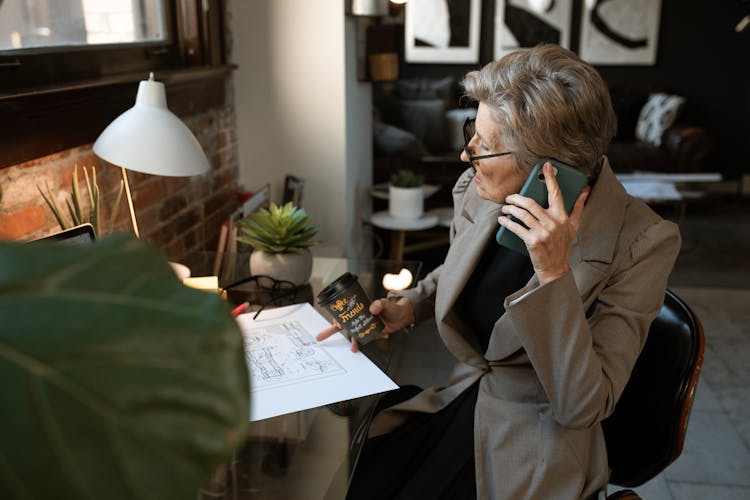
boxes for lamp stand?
[120,167,140,238]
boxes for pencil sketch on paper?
[242,320,346,392]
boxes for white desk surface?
[619,181,683,201]
[615,172,722,183]
[616,172,722,202]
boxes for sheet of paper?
[235,302,398,421]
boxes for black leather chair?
[603,289,705,499]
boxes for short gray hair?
[462,44,616,178]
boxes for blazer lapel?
[434,183,503,365]
[569,162,630,312]
[436,209,502,315]
[482,161,630,361]
[577,162,627,265]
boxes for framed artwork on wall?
[493,0,573,60]
[405,0,482,64]
[579,0,662,65]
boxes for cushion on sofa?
[607,140,672,172]
[396,76,454,102]
[373,122,430,159]
[635,93,686,147]
[399,99,448,154]
[373,85,405,130]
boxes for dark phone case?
[495,158,587,255]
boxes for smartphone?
[495,158,587,255]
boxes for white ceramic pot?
[388,185,423,219]
[249,249,313,286]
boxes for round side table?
[370,211,441,261]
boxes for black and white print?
[493,0,573,60]
[579,0,662,65]
[405,0,482,63]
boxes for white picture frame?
[493,0,573,61]
[579,0,662,65]
[405,0,482,64]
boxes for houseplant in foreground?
[236,202,320,286]
[0,235,250,500]
[388,168,425,219]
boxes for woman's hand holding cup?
[369,296,415,338]
[316,296,415,353]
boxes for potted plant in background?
[388,169,425,219]
[236,202,320,286]
[37,164,124,239]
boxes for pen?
[231,302,250,316]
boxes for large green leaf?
[0,234,250,500]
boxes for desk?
[615,171,722,226]
[178,254,422,499]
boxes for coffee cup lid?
[317,272,359,306]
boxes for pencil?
[231,301,250,316]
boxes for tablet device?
[495,158,587,255]
[31,223,96,245]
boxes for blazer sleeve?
[504,218,681,429]
[387,167,475,324]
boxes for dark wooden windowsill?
[0,64,236,169]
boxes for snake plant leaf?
[0,235,250,500]
[65,197,83,227]
[38,183,70,230]
[71,166,84,225]
[84,167,100,238]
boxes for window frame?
[0,0,230,169]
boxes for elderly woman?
[318,44,681,499]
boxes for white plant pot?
[249,249,313,286]
[388,185,424,219]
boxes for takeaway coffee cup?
[317,272,384,346]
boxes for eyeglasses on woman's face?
[463,117,514,163]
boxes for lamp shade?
[93,73,209,177]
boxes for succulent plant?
[389,169,424,188]
[237,202,319,254]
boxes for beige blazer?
[374,160,682,499]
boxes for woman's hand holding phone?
[497,161,590,285]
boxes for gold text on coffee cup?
[338,301,364,322]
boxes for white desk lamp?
[93,72,209,237]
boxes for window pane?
[0,0,166,51]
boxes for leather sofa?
[606,88,712,173]
[372,82,713,194]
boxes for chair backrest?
[282,175,304,207]
[602,289,705,487]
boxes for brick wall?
[0,101,239,262]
